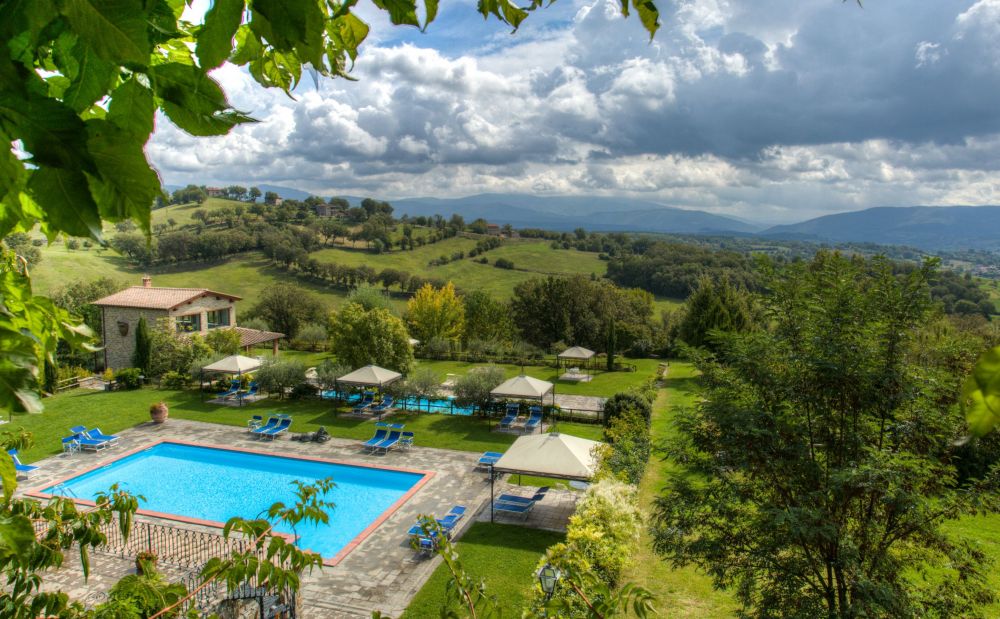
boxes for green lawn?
[401,522,564,618]
[486,243,608,278]
[13,387,602,464]
[622,362,737,617]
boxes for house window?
[207,308,231,329]
[175,314,201,332]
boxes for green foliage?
[313,359,351,392]
[600,409,651,485]
[246,283,325,339]
[529,479,646,617]
[964,345,1000,435]
[653,252,1000,618]
[160,370,188,391]
[452,365,505,410]
[95,566,187,618]
[346,285,394,312]
[602,391,652,427]
[328,303,413,373]
[255,359,306,399]
[114,367,143,390]
[133,317,151,373]
[462,289,514,344]
[204,328,241,356]
[511,275,654,353]
[403,366,441,399]
[292,322,328,351]
[676,275,755,351]
[406,282,465,344]
[148,321,211,378]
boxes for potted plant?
[135,549,158,575]
[149,401,169,424]
[102,368,115,391]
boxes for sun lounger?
[524,411,543,433]
[85,428,120,445]
[258,417,291,440]
[373,430,401,453]
[369,395,395,415]
[250,416,280,437]
[238,381,260,402]
[8,449,38,478]
[498,405,518,430]
[494,500,535,518]
[61,436,80,454]
[217,380,240,398]
[362,428,388,449]
[407,506,467,537]
[248,415,264,430]
[497,487,549,505]
[398,431,414,450]
[477,451,503,468]
[73,433,110,451]
[352,392,375,414]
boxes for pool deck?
[20,418,498,617]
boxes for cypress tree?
[133,316,151,373]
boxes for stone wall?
[101,307,168,371]
[168,294,237,335]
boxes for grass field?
[13,386,604,464]
[401,523,564,617]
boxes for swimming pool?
[39,442,431,563]
[320,391,476,415]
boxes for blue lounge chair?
[369,395,395,414]
[373,430,401,453]
[398,431,414,450]
[61,436,80,454]
[352,392,375,414]
[362,428,389,449]
[248,415,264,430]
[524,411,543,433]
[239,381,260,401]
[477,451,503,468]
[73,433,110,452]
[8,450,38,478]
[85,428,120,445]
[258,417,291,440]
[498,487,550,505]
[498,404,519,430]
[407,506,467,537]
[250,416,280,437]
[494,500,535,518]
[217,380,240,398]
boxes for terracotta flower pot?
[135,551,158,575]
[149,401,169,424]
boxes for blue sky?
[150,0,1000,223]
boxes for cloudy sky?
[150,0,1000,223]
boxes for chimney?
[142,275,152,288]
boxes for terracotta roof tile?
[93,286,241,310]
[233,326,285,346]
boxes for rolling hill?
[762,205,1000,250]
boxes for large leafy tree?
[676,274,755,351]
[406,281,465,344]
[328,302,413,373]
[462,289,514,344]
[652,253,1000,618]
[245,283,324,339]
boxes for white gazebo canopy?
[490,374,554,402]
[202,354,261,374]
[337,364,402,387]
[408,338,420,346]
[493,433,603,481]
[557,346,595,360]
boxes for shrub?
[161,371,188,390]
[601,409,651,485]
[404,367,441,399]
[453,365,506,411]
[289,381,318,400]
[314,359,352,392]
[602,391,652,427]
[424,336,451,359]
[494,258,514,269]
[529,479,643,615]
[65,238,80,250]
[205,328,241,355]
[256,359,306,399]
[293,322,328,351]
[114,368,143,390]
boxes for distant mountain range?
[165,183,1000,250]
[390,194,761,235]
[762,205,1000,250]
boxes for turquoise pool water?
[43,443,424,560]
[320,390,475,415]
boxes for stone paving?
[19,418,506,618]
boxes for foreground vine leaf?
[963,345,1000,435]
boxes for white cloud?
[149,0,1000,222]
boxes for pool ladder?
[51,483,78,498]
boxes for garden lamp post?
[537,563,561,601]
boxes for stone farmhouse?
[93,276,284,371]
